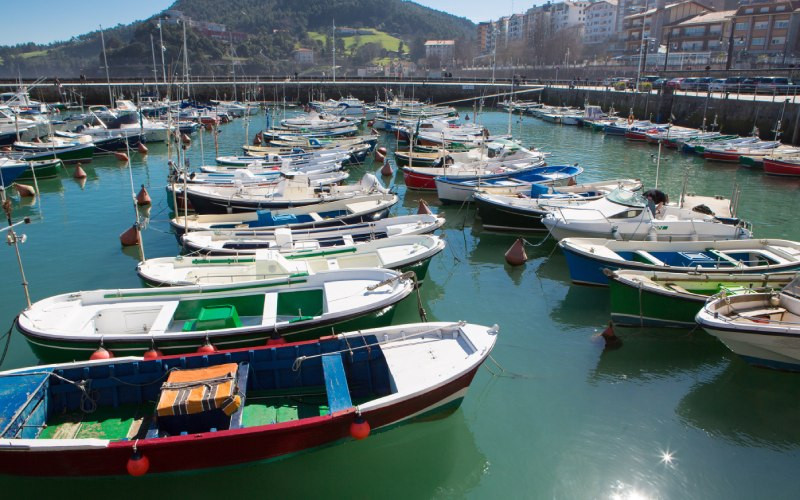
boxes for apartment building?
[584,0,620,43]
[662,9,734,52]
[622,0,710,52]
[550,1,593,33]
[730,0,800,60]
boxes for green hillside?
[0,1,473,78]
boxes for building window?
[744,8,753,14]
[774,20,789,29]
[771,37,785,45]
[753,21,768,30]
[750,37,765,46]
[734,22,748,31]
[776,5,786,11]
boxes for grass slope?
[307,29,406,54]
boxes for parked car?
[723,76,744,91]
[756,77,794,94]
[653,78,668,89]
[694,77,714,91]
[739,78,759,93]
[680,77,699,90]
[709,79,727,91]
[666,77,685,89]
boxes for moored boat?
[607,269,795,328]
[0,321,497,476]
[17,268,415,361]
[696,276,800,371]
[559,237,800,286]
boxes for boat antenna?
[2,200,32,308]
[99,25,113,108]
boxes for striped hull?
[703,151,741,162]
[763,158,800,177]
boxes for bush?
[638,82,653,92]
[613,81,627,91]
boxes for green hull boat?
[608,270,795,328]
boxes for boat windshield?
[781,275,800,299]
[606,188,645,208]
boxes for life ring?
[627,116,635,125]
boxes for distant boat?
[0,321,497,476]
[434,165,585,204]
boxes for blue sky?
[0,0,535,46]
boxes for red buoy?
[119,224,140,246]
[204,123,213,131]
[349,416,370,440]
[73,163,87,179]
[367,120,374,127]
[90,346,114,360]
[196,342,217,354]
[253,132,263,146]
[267,331,286,345]
[143,346,163,360]
[417,199,432,215]
[380,158,393,176]
[601,322,622,349]
[504,238,528,266]
[114,151,129,162]
[137,143,148,155]
[374,150,385,162]
[126,450,150,477]
[14,183,36,197]
[136,185,151,206]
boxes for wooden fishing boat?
[137,235,445,286]
[696,277,800,371]
[182,173,387,214]
[0,157,63,183]
[13,142,95,164]
[763,156,800,176]
[607,269,795,328]
[17,268,415,361]
[402,155,547,191]
[393,149,444,167]
[703,141,780,163]
[559,237,800,286]
[0,321,497,476]
[169,193,398,235]
[179,214,445,255]
[542,188,751,241]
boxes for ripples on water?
[1,109,799,497]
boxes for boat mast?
[332,19,336,83]
[99,26,113,107]
[158,19,167,85]
[230,33,237,101]
[182,19,190,99]
[150,33,159,96]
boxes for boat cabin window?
[781,277,800,300]
[606,189,646,208]
[609,209,642,219]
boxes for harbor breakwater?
[4,80,798,144]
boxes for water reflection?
[589,329,728,383]
[677,359,800,450]
[4,409,488,498]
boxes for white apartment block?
[550,1,593,33]
[584,0,619,43]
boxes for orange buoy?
[181,134,191,145]
[137,142,148,154]
[204,122,213,131]
[14,183,36,197]
[114,151,129,162]
[90,346,114,360]
[136,185,151,206]
[374,150,385,162]
[349,416,370,440]
[126,450,150,477]
[73,163,87,179]
[119,224,140,246]
[143,346,163,360]
[196,341,217,354]
[417,199,432,215]
[380,158,393,176]
[504,238,528,266]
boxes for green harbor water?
[2,109,800,497]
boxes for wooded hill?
[0,0,475,78]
